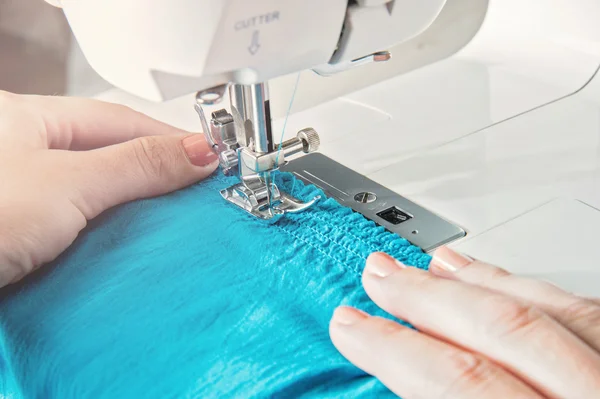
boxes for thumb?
[66,134,219,219]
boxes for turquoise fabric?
[0,172,431,398]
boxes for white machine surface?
[58,0,600,296]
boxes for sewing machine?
[54,0,600,295]
[54,0,464,251]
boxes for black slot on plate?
[377,206,413,225]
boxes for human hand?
[0,91,218,287]
[330,247,600,398]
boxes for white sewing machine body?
[58,0,447,101]
[60,0,461,223]
[64,0,600,295]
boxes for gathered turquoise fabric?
[0,172,431,398]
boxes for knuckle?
[132,137,170,180]
[563,299,600,332]
[114,103,143,122]
[104,100,134,115]
[113,102,133,112]
[465,262,511,286]
[367,318,415,351]
[407,269,437,290]
[110,103,148,127]
[486,297,546,337]
[485,265,511,280]
[372,317,407,337]
[449,352,487,385]
[442,352,498,398]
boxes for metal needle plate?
[282,153,465,252]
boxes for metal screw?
[354,192,377,204]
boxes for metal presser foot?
[195,82,321,220]
[220,174,320,220]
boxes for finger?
[63,134,218,219]
[429,247,600,351]
[25,94,191,150]
[329,307,543,399]
[588,298,600,306]
[0,91,49,149]
[362,253,600,399]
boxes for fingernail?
[430,247,473,273]
[332,307,368,326]
[182,134,218,167]
[366,253,405,278]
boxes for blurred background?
[0,0,110,96]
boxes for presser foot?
[220,181,320,220]
[193,82,322,220]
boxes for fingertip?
[364,253,405,280]
[366,252,396,264]
[199,158,219,177]
[182,134,218,167]
[429,246,474,277]
[329,307,371,355]
[331,306,369,327]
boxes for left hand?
[329,247,600,398]
[0,91,218,287]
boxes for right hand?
[330,248,600,398]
